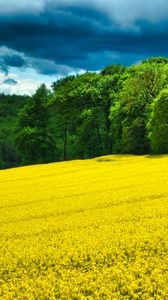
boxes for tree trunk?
[104,100,112,154]
[96,123,104,154]
[63,125,67,160]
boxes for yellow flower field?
[1,155,168,299]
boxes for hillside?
[1,155,168,299]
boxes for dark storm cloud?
[3,55,26,68]
[3,78,18,85]
[1,0,168,74]
[0,53,27,75]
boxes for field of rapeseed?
[1,155,168,299]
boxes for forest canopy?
[1,57,168,169]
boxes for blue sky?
[0,0,168,94]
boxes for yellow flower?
[1,155,168,299]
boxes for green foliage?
[142,57,168,65]
[122,117,148,154]
[148,89,168,154]
[112,62,167,154]
[0,94,28,168]
[74,108,103,158]
[16,84,58,165]
[2,57,168,168]
[98,74,123,153]
[101,64,126,76]
[16,127,56,164]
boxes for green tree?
[51,68,126,159]
[51,73,105,159]
[16,84,57,165]
[101,64,126,76]
[98,70,125,153]
[111,62,167,154]
[72,73,105,157]
[0,94,27,169]
[51,76,78,160]
[74,108,103,158]
[148,89,168,154]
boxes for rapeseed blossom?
[0,155,168,299]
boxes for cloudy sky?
[0,0,168,94]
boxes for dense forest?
[1,57,168,169]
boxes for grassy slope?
[0,155,168,299]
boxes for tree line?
[1,57,168,169]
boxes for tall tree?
[111,63,167,154]
[148,89,168,154]
[99,67,126,153]
[0,94,27,169]
[16,84,57,165]
[51,76,77,160]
